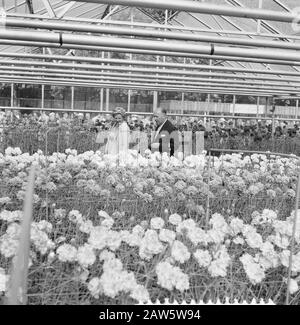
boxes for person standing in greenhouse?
[105,107,130,155]
[151,107,179,156]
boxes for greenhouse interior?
[0,0,300,307]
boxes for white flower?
[289,279,299,295]
[240,253,266,284]
[31,223,55,255]
[88,226,109,250]
[233,236,245,245]
[88,277,103,299]
[101,218,114,229]
[210,213,229,234]
[242,225,263,249]
[169,213,182,226]
[68,210,83,224]
[77,244,96,268]
[106,231,122,251]
[98,210,111,219]
[176,219,196,234]
[57,244,77,263]
[208,246,231,277]
[0,210,22,223]
[139,229,164,260]
[132,225,145,237]
[156,261,189,292]
[0,197,11,205]
[150,217,165,230]
[79,220,94,234]
[229,218,245,236]
[0,223,20,258]
[99,250,115,262]
[207,229,226,245]
[0,268,8,292]
[171,240,191,264]
[187,227,208,246]
[130,285,150,303]
[194,249,212,268]
[159,229,176,244]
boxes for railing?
[1,126,300,156]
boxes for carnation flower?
[130,285,150,303]
[0,197,11,206]
[208,245,231,277]
[233,236,245,245]
[68,210,83,224]
[150,217,165,230]
[171,240,191,264]
[159,229,176,244]
[187,227,209,246]
[139,229,164,260]
[169,213,182,226]
[0,210,22,223]
[156,261,189,292]
[88,277,103,299]
[229,218,245,236]
[242,225,263,249]
[289,279,299,295]
[77,244,96,268]
[0,268,8,292]
[194,249,212,268]
[101,218,114,229]
[57,244,77,263]
[240,253,266,284]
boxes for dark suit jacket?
[150,119,179,156]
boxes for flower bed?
[0,148,300,304]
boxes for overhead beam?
[25,0,34,14]
[1,29,300,62]
[8,12,300,41]
[69,0,300,23]
[0,76,291,95]
[1,68,298,92]
[1,52,300,78]
[42,0,57,18]
[1,60,300,85]
[4,17,300,51]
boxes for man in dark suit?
[150,107,179,156]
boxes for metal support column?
[181,92,185,115]
[105,52,110,111]
[127,8,133,113]
[232,95,236,116]
[71,86,74,110]
[41,85,45,109]
[296,99,299,119]
[256,96,260,118]
[100,88,104,111]
[11,83,14,107]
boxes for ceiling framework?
[0,0,300,98]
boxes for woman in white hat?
[105,107,130,155]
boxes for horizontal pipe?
[2,72,296,92]
[1,106,299,122]
[69,0,300,23]
[1,29,300,62]
[8,12,300,42]
[1,62,300,85]
[2,69,298,92]
[1,52,300,78]
[5,17,300,51]
[0,77,288,96]
[1,39,300,67]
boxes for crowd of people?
[0,108,300,155]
